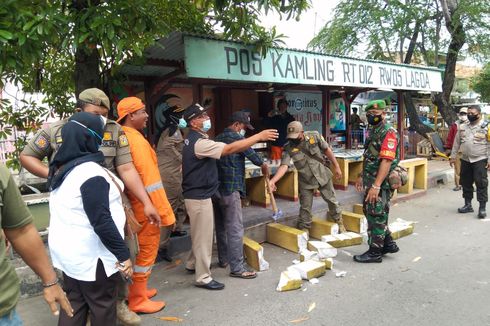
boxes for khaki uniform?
[22,119,132,172]
[281,131,342,229]
[451,120,490,204]
[156,128,187,232]
[22,118,133,301]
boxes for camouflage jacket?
[362,122,399,189]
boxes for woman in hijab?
[47,112,132,326]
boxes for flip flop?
[230,270,257,279]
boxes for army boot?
[478,202,487,219]
[353,247,382,263]
[382,234,399,255]
[458,199,474,213]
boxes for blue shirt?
[215,128,264,196]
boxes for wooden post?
[341,91,351,149]
[397,91,405,160]
[144,78,155,143]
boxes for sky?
[260,0,340,50]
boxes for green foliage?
[472,63,490,102]
[0,0,309,171]
[0,98,48,170]
[308,0,489,64]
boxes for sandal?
[230,270,257,279]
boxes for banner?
[278,92,323,134]
[185,36,443,92]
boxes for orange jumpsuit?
[122,126,175,281]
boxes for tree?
[472,62,490,103]
[309,0,490,136]
[0,0,309,168]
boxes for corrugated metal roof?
[143,31,185,61]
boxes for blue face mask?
[178,117,187,129]
[239,129,246,137]
[202,119,212,132]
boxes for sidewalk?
[17,179,490,326]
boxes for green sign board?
[184,36,443,92]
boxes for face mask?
[178,117,187,129]
[290,138,301,145]
[467,114,479,122]
[239,129,246,137]
[459,115,467,122]
[100,115,107,127]
[202,119,212,132]
[367,114,383,125]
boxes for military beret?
[365,100,387,111]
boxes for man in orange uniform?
[117,97,176,314]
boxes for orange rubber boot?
[128,280,165,314]
[146,288,157,299]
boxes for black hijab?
[47,112,105,190]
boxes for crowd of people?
[1,89,410,325]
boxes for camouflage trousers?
[363,188,392,249]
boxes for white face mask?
[459,115,468,122]
[239,129,246,137]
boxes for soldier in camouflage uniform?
[269,121,345,231]
[354,100,400,263]
[20,88,160,325]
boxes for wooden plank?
[275,170,299,201]
[309,218,339,239]
[307,240,337,258]
[243,237,269,271]
[341,211,368,233]
[266,223,308,253]
[288,260,326,280]
[322,232,363,248]
[276,270,302,292]
[353,203,364,215]
[245,176,268,207]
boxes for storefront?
[117,32,443,195]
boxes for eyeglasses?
[70,120,103,141]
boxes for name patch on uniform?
[292,148,299,153]
[119,135,129,147]
[34,134,49,150]
[103,132,112,141]
[102,140,117,147]
[55,135,63,144]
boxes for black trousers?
[58,259,120,326]
[460,159,488,203]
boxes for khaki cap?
[286,121,303,139]
[78,88,110,110]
